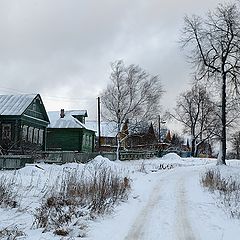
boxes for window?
[89,135,92,147]
[2,124,11,140]
[33,128,39,144]
[28,127,33,142]
[82,135,86,146]
[22,125,28,141]
[38,130,43,145]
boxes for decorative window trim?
[33,128,39,144]
[22,125,28,141]
[38,129,44,145]
[28,127,33,143]
[2,124,11,140]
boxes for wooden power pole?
[97,97,101,150]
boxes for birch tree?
[101,60,163,160]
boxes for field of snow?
[0,154,240,240]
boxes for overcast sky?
[0,0,224,123]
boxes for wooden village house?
[0,94,50,154]
[85,120,118,151]
[47,109,95,152]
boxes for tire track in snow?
[124,180,162,240]
[175,176,198,240]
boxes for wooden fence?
[0,155,34,170]
[1,149,188,170]
[37,150,156,164]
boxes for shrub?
[0,226,25,240]
[0,176,17,208]
[201,169,240,218]
[33,165,130,233]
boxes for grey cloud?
[0,0,222,119]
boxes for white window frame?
[22,125,28,141]
[2,124,11,140]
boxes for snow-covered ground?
[0,154,240,240]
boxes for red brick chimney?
[60,109,65,118]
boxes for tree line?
[101,1,240,164]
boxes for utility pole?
[158,115,161,142]
[158,115,166,143]
[97,97,101,150]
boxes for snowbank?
[162,153,182,161]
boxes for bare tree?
[101,60,163,160]
[181,2,240,164]
[172,84,219,157]
[230,131,240,159]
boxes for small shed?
[47,109,95,152]
[0,94,50,153]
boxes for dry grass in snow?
[33,161,130,235]
[201,168,240,219]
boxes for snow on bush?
[201,168,240,219]
[0,176,17,208]
[33,157,130,236]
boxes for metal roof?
[0,94,37,115]
[48,110,92,130]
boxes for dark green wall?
[46,128,95,152]
[0,95,49,152]
[47,128,82,151]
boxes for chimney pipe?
[60,109,65,118]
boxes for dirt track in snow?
[124,168,198,240]
[124,179,162,239]
[175,176,198,240]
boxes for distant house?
[47,110,95,152]
[0,94,50,153]
[85,120,118,151]
[127,123,158,149]
[85,120,160,151]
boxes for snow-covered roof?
[85,120,118,137]
[48,110,93,130]
[0,94,37,115]
[65,110,88,117]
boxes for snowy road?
[125,167,198,240]
[1,156,240,239]
[175,174,198,240]
[88,162,240,240]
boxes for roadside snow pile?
[88,155,118,168]
[160,153,186,167]
[0,156,130,239]
[162,153,182,161]
[87,155,124,173]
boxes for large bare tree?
[172,84,219,157]
[101,60,163,160]
[181,3,240,164]
[231,131,240,159]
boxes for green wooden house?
[47,109,95,152]
[0,94,50,153]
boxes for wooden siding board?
[47,128,82,151]
[0,95,49,152]
[23,94,49,123]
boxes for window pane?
[22,125,28,141]
[2,124,11,140]
[28,127,33,143]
